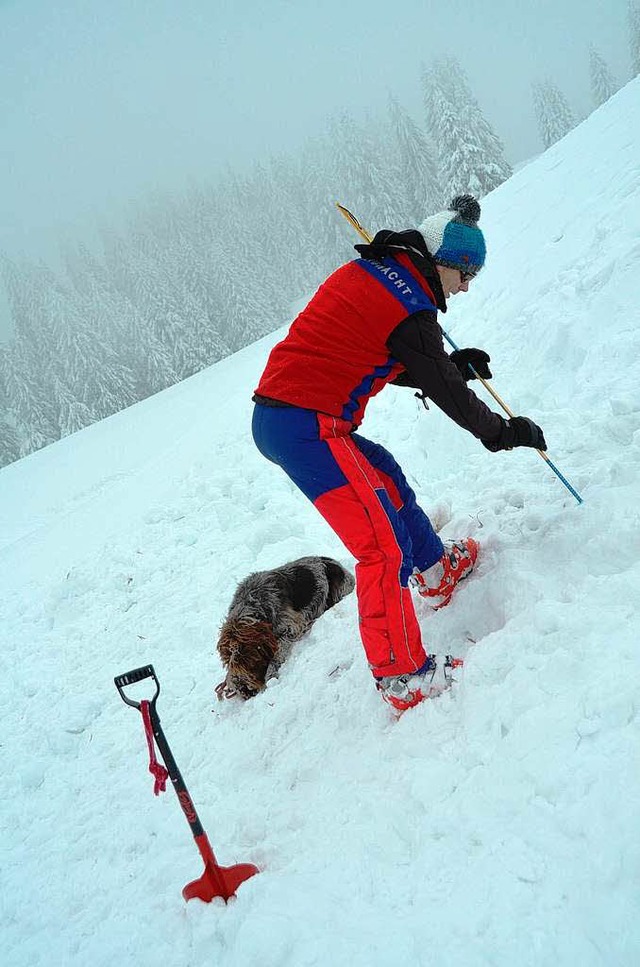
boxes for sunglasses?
[459,269,478,284]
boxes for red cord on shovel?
[114,664,259,903]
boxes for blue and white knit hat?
[418,195,486,275]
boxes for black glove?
[482,416,547,452]
[450,348,492,381]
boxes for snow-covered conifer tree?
[323,111,413,246]
[0,415,20,467]
[1,252,143,458]
[589,46,618,107]
[29,259,133,425]
[1,258,59,455]
[0,346,22,467]
[354,114,409,228]
[101,230,179,393]
[422,59,512,201]
[64,241,155,400]
[388,95,441,221]
[103,230,204,381]
[265,154,317,299]
[532,80,577,149]
[326,113,373,246]
[299,128,355,279]
[52,375,93,438]
[4,337,57,457]
[222,165,292,315]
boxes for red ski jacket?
[255,236,503,441]
[256,252,437,426]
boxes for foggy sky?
[0,0,631,338]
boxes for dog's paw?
[215,678,235,700]
[215,675,262,701]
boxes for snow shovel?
[114,663,259,903]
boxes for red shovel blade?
[183,834,259,903]
[182,860,259,903]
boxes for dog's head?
[215,617,279,700]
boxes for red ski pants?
[252,404,443,678]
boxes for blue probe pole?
[443,330,583,505]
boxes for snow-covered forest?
[0,39,629,467]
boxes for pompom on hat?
[418,195,486,276]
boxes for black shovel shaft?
[114,664,205,841]
[146,702,205,840]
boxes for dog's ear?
[217,621,235,666]
[321,558,356,608]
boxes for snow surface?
[3,80,640,967]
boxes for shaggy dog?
[215,556,355,700]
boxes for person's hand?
[450,348,492,380]
[482,416,547,452]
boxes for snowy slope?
[2,80,640,967]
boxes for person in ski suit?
[252,195,546,711]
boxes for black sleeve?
[389,369,420,389]
[387,311,504,441]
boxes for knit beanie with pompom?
[418,195,486,276]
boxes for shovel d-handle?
[114,664,160,710]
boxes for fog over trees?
[0,39,631,467]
